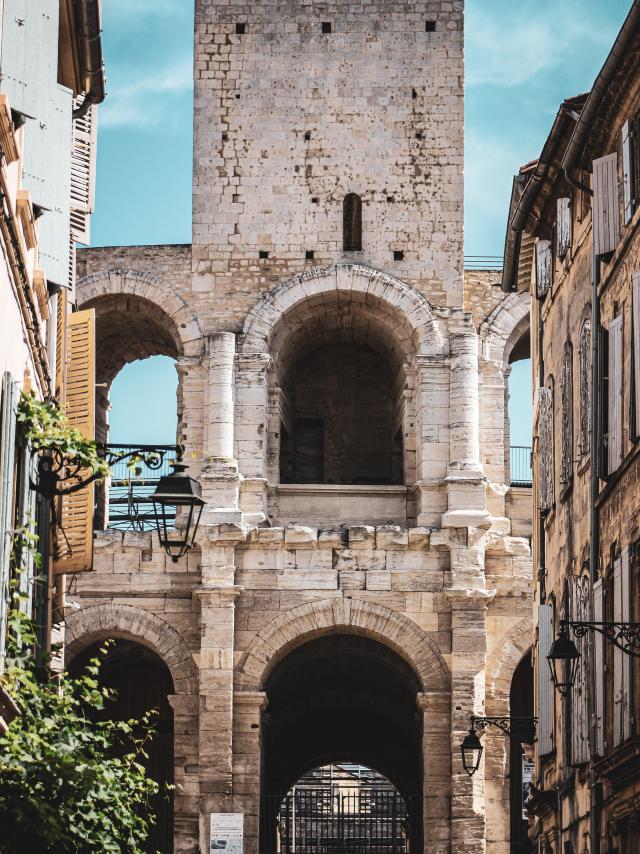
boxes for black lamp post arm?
[472,716,537,745]
[563,619,640,657]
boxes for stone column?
[418,691,452,854]
[444,311,489,529]
[194,581,242,852]
[235,353,271,525]
[167,693,200,854]
[445,587,495,854]
[413,354,450,527]
[201,333,241,524]
[232,691,268,854]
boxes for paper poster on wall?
[210,812,244,853]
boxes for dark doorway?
[260,635,422,852]
[510,650,534,853]
[69,639,174,854]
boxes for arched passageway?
[69,639,175,854]
[509,650,534,854]
[260,634,423,852]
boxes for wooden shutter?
[70,102,97,245]
[613,553,624,746]
[538,386,554,511]
[622,120,634,225]
[53,309,95,574]
[570,576,591,765]
[593,153,620,256]
[608,315,623,474]
[538,603,554,756]
[557,197,571,259]
[593,579,605,755]
[0,372,19,667]
[621,545,632,742]
[633,274,640,440]
[54,288,68,404]
[536,239,552,298]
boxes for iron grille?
[105,444,180,531]
[510,446,532,487]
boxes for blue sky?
[100,0,632,447]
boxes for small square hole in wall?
[311,197,319,204]
[393,250,404,261]
[235,93,240,99]
[222,132,228,141]
[232,194,240,203]
[416,131,423,140]
[425,20,436,32]
[259,250,269,259]
[386,195,395,203]
[322,21,332,33]
[236,22,246,34]
[306,250,315,260]
[412,88,418,100]
[304,131,311,141]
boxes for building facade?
[66,2,534,852]
[502,3,640,852]
[0,0,104,727]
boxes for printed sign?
[210,813,244,853]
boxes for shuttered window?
[593,579,605,755]
[560,343,573,488]
[538,603,554,756]
[613,548,632,746]
[53,309,96,574]
[593,153,620,256]
[0,372,19,669]
[70,102,97,245]
[622,120,634,225]
[608,315,623,474]
[579,319,591,457]
[538,386,554,512]
[536,239,552,298]
[633,273,640,440]
[54,288,67,404]
[556,197,571,259]
[570,576,591,765]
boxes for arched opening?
[260,634,423,852]
[507,326,532,487]
[272,291,413,489]
[343,193,362,252]
[68,639,175,854]
[81,293,183,530]
[509,650,534,854]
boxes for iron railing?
[510,446,532,487]
[104,444,180,531]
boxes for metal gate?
[274,787,410,853]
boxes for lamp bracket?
[563,620,640,657]
[472,715,537,745]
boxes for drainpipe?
[72,0,106,118]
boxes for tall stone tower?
[70,2,534,853]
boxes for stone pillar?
[446,587,495,854]
[444,311,489,529]
[201,334,241,524]
[418,691,452,854]
[167,693,200,854]
[414,354,450,527]
[232,691,268,854]
[235,353,270,525]
[194,582,242,851]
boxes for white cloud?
[100,57,193,129]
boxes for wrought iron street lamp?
[547,618,640,697]
[151,460,205,562]
[460,715,537,777]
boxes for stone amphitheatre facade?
[65,2,533,852]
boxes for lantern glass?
[151,462,205,562]
[461,727,483,777]
[547,630,580,697]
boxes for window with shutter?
[613,553,625,746]
[633,274,640,441]
[556,197,571,258]
[593,579,605,756]
[538,386,554,512]
[622,119,634,225]
[579,319,591,457]
[593,153,620,256]
[0,372,19,669]
[560,343,573,489]
[54,288,67,404]
[536,239,552,298]
[537,603,554,756]
[608,315,623,474]
[621,546,632,742]
[570,575,591,765]
[70,102,97,245]
[52,309,96,575]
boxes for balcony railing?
[510,446,532,487]
[104,444,180,531]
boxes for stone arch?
[479,290,530,366]
[236,596,450,693]
[65,603,198,695]
[240,263,444,357]
[485,614,533,714]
